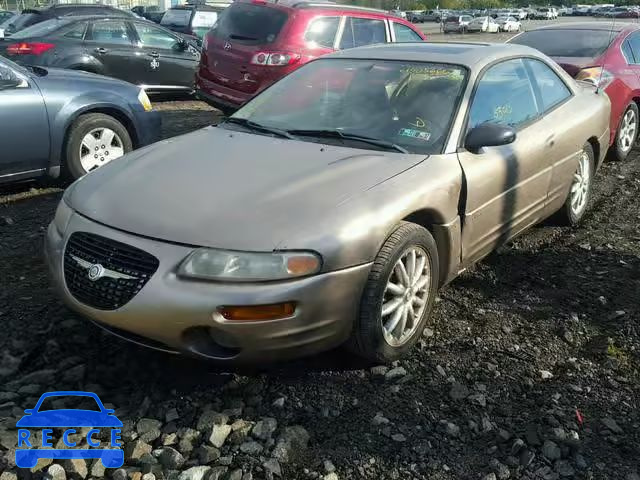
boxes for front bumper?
[45,213,371,364]
[132,109,162,148]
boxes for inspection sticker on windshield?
[398,128,430,141]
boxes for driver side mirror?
[465,122,516,153]
[173,39,188,51]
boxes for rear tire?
[555,143,595,226]
[64,113,133,180]
[607,102,638,161]
[348,222,439,363]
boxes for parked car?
[443,14,473,33]
[466,16,499,33]
[131,5,165,23]
[408,11,425,22]
[389,9,407,19]
[0,16,201,93]
[534,8,554,19]
[496,16,521,32]
[510,22,640,161]
[0,3,133,37]
[0,55,160,183]
[161,3,230,40]
[423,10,442,22]
[45,42,609,364]
[195,0,426,114]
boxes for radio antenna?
[596,13,616,94]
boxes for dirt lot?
[0,99,639,480]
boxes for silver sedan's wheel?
[381,247,430,347]
[350,222,439,363]
[570,150,591,216]
[617,108,637,154]
[79,127,125,172]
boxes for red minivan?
[195,0,426,113]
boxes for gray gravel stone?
[178,466,212,480]
[371,413,390,426]
[263,459,282,477]
[449,382,470,400]
[519,450,535,467]
[205,467,228,480]
[468,393,487,407]
[62,458,88,480]
[324,460,336,473]
[0,474,17,480]
[196,445,221,464]
[272,425,310,463]
[483,475,497,480]
[126,439,153,462]
[142,474,155,480]
[554,460,575,477]
[511,439,525,455]
[112,469,128,480]
[165,408,180,423]
[178,428,200,453]
[208,424,232,448]
[45,464,67,480]
[252,418,278,440]
[90,458,106,478]
[226,469,243,480]
[240,440,263,454]
[542,440,561,461]
[601,417,623,434]
[272,397,286,408]
[197,411,229,431]
[157,447,185,469]
[324,474,339,480]
[384,367,407,381]
[391,433,406,442]
[137,418,163,443]
[445,422,460,437]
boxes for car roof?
[233,0,388,15]
[527,21,637,32]
[326,42,543,69]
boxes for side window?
[89,21,131,44]
[626,33,640,64]
[622,40,635,64]
[339,17,386,49]
[304,16,340,49]
[133,23,179,50]
[468,58,539,130]
[63,22,88,40]
[526,59,571,112]
[392,22,422,42]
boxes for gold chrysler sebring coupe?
[45,43,610,364]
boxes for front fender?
[49,93,138,169]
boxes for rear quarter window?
[304,16,340,49]
[211,3,288,45]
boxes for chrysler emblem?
[71,254,138,281]
[223,41,232,51]
[88,264,105,282]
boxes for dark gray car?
[0,55,161,183]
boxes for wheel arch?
[59,106,140,171]
[401,209,460,287]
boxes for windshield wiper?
[222,117,296,140]
[287,129,409,154]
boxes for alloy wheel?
[617,108,637,154]
[570,150,591,216]
[79,127,125,173]
[381,246,431,347]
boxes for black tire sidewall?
[65,113,133,180]
[353,222,439,363]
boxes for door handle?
[149,51,159,58]
[95,47,108,54]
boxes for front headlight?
[178,249,322,282]
[53,199,73,236]
[138,89,153,112]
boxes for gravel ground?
[1,101,639,480]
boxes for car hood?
[69,127,426,251]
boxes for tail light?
[6,42,55,55]
[576,66,614,89]
[250,52,301,66]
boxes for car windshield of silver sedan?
[223,59,467,155]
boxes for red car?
[195,0,426,114]
[511,23,640,161]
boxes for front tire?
[64,113,133,180]
[608,102,638,161]
[555,143,595,226]
[349,222,439,363]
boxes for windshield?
[9,18,70,39]
[510,29,615,57]
[211,3,288,44]
[1,11,39,34]
[37,395,101,412]
[230,59,467,154]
